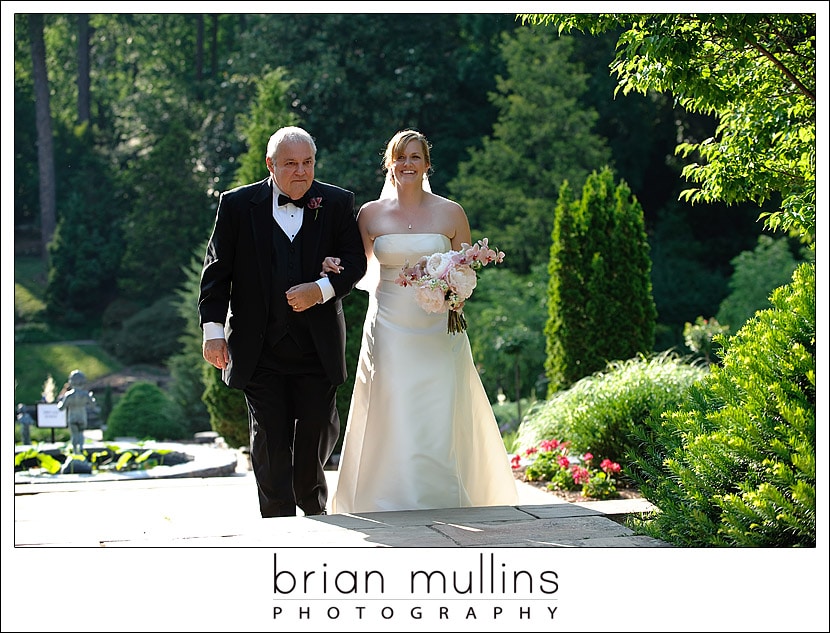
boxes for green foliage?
[201,364,249,449]
[15,448,63,474]
[14,256,47,322]
[14,62,39,228]
[545,168,655,393]
[500,429,521,455]
[465,264,548,404]
[99,385,114,427]
[683,316,729,366]
[233,67,298,187]
[449,27,612,275]
[118,108,215,303]
[526,450,581,492]
[518,352,707,466]
[45,124,124,327]
[338,290,371,455]
[166,250,213,435]
[626,262,815,547]
[716,234,803,331]
[648,201,745,349]
[528,13,816,242]
[100,295,185,365]
[16,443,192,475]
[491,397,538,437]
[15,14,775,414]
[235,14,512,203]
[104,381,188,442]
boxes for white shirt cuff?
[317,276,335,303]
[203,322,226,342]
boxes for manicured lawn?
[14,342,122,405]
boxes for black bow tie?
[278,193,307,207]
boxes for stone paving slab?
[573,497,657,516]
[515,503,604,518]
[326,504,533,527]
[431,515,637,547]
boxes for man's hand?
[286,282,324,312]
[203,338,229,369]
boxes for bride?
[329,129,518,513]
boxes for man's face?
[267,141,315,199]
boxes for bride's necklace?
[408,223,412,230]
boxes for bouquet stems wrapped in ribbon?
[396,238,505,335]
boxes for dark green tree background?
[14,13,780,416]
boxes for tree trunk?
[209,14,218,78]
[77,13,90,124]
[28,14,56,263]
[195,14,204,100]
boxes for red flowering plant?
[514,439,623,500]
[396,238,505,334]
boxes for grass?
[14,342,123,404]
[14,256,47,321]
[14,255,123,404]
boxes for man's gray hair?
[266,126,317,160]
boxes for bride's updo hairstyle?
[383,129,433,187]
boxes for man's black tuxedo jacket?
[198,177,367,389]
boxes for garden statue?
[16,403,34,445]
[56,370,97,454]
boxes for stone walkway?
[14,440,666,548]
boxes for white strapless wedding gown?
[332,233,519,513]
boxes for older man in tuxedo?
[199,126,366,518]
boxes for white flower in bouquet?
[425,252,454,278]
[447,265,477,302]
[396,238,505,334]
[415,285,449,313]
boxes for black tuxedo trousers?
[244,336,338,517]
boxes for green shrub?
[517,351,706,465]
[100,295,184,365]
[201,364,250,449]
[545,169,656,394]
[627,262,815,547]
[682,316,729,365]
[104,381,188,441]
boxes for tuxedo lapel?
[250,178,274,297]
[300,182,324,279]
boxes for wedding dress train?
[332,233,519,513]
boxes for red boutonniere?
[306,197,323,220]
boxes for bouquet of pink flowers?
[396,238,505,334]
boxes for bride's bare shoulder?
[426,192,465,216]
[359,197,397,216]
